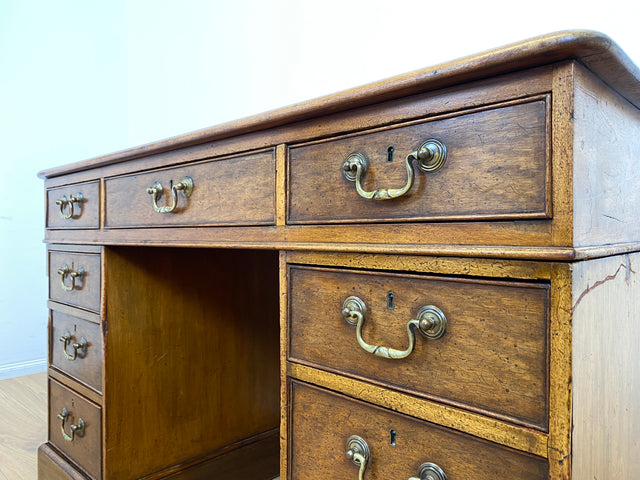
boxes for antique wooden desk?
[38,31,640,479]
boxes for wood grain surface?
[34,30,640,480]
[50,310,102,394]
[289,99,549,224]
[288,381,548,480]
[288,265,550,430]
[571,252,640,479]
[48,378,102,479]
[48,250,102,314]
[102,247,280,479]
[0,373,47,480]
[104,151,276,228]
[46,181,100,230]
[38,31,640,180]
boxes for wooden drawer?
[49,251,101,313]
[288,265,549,429]
[50,310,102,393]
[49,379,102,480]
[104,151,275,228]
[46,181,100,229]
[289,381,548,479]
[288,99,549,224]
[39,443,92,480]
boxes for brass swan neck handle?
[342,296,446,360]
[342,139,446,200]
[146,176,193,214]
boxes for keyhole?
[387,145,395,162]
[387,291,395,309]
[389,429,397,446]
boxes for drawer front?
[289,381,548,479]
[288,265,549,429]
[104,151,275,227]
[288,99,548,224]
[51,310,102,393]
[49,251,101,313]
[49,379,102,480]
[47,181,100,229]
[38,443,93,480]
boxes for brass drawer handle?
[57,264,85,292]
[346,435,447,480]
[346,435,369,480]
[55,193,83,219]
[411,463,447,480]
[57,407,85,442]
[146,176,193,214]
[342,139,446,200]
[59,330,87,361]
[342,296,446,359]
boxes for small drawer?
[288,99,549,224]
[49,379,102,480]
[104,151,276,228]
[288,265,549,430]
[49,251,101,313]
[50,310,102,393]
[38,443,91,480]
[46,181,100,229]
[289,381,548,479]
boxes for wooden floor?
[0,372,47,480]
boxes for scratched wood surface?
[38,31,640,181]
[572,63,640,247]
[35,31,640,480]
[288,381,548,480]
[571,252,640,479]
[104,151,276,228]
[288,99,549,224]
[288,265,550,430]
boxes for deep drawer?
[46,181,100,229]
[49,379,102,480]
[50,310,102,393]
[49,251,101,313]
[288,99,549,224]
[288,265,549,429]
[104,151,276,227]
[289,381,548,479]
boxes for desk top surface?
[39,30,640,180]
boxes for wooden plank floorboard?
[0,372,47,480]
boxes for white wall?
[1,0,639,379]
[0,1,128,379]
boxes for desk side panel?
[573,63,640,248]
[571,252,640,479]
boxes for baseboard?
[0,358,47,380]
